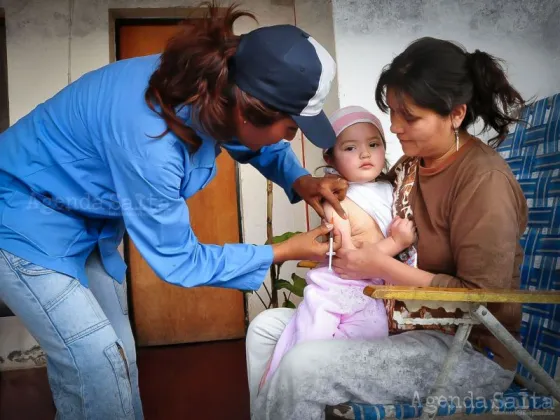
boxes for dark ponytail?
[145,2,286,151]
[466,50,525,146]
[375,37,526,147]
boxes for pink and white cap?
[328,105,385,143]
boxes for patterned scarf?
[384,157,457,336]
[391,157,419,267]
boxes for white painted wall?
[330,0,560,383]
[0,0,558,376]
[332,0,560,166]
[0,0,338,370]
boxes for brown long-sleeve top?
[396,137,528,370]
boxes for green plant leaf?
[290,273,307,297]
[275,279,295,293]
[291,273,306,287]
[282,299,296,309]
[271,231,302,244]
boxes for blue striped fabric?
[329,94,560,419]
[496,93,560,381]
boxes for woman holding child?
[248,37,528,420]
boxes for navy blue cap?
[230,24,337,149]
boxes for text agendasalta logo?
[411,391,555,416]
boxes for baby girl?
[259,106,416,389]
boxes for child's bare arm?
[374,217,416,257]
[323,200,355,250]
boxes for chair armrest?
[364,285,560,304]
[297,262,560,304]
[297,260,319,269]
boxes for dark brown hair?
[145,2,287,151]
[375,37,526,147]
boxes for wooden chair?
[300,93,560,419]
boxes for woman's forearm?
[379,254,435,287]
[272,242,293,263]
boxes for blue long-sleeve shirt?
[0,54,309,290]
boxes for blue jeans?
[0,248,143,419]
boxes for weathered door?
[118,21,245,346]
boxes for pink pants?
[260,267,388,388]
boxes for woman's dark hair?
[375,37,526,147]
[145,2,287,151]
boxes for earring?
[243,120,247,124]
[454,127,460,152]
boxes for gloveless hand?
[292,175,349,220]
[272,223,342,264]
[388,216,417,250]
[332,244,387,280]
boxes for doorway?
[0,14,13,318]
[116,19,246,346]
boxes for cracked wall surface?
[332,0,560,164]
[0,0,337,370]
[3,0,557,372]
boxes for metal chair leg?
[514,374,550,396]
[420,323,473,420]
[472,305,560,402]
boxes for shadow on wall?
[0,17,11,318]
[0,301,14,317]
[0,16,7,131]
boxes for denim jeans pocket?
[112,279,128,315]
[104,340,133,416]
[0,250,56,276]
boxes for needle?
[327,216,335,271]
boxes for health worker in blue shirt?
[0,5,346,419]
